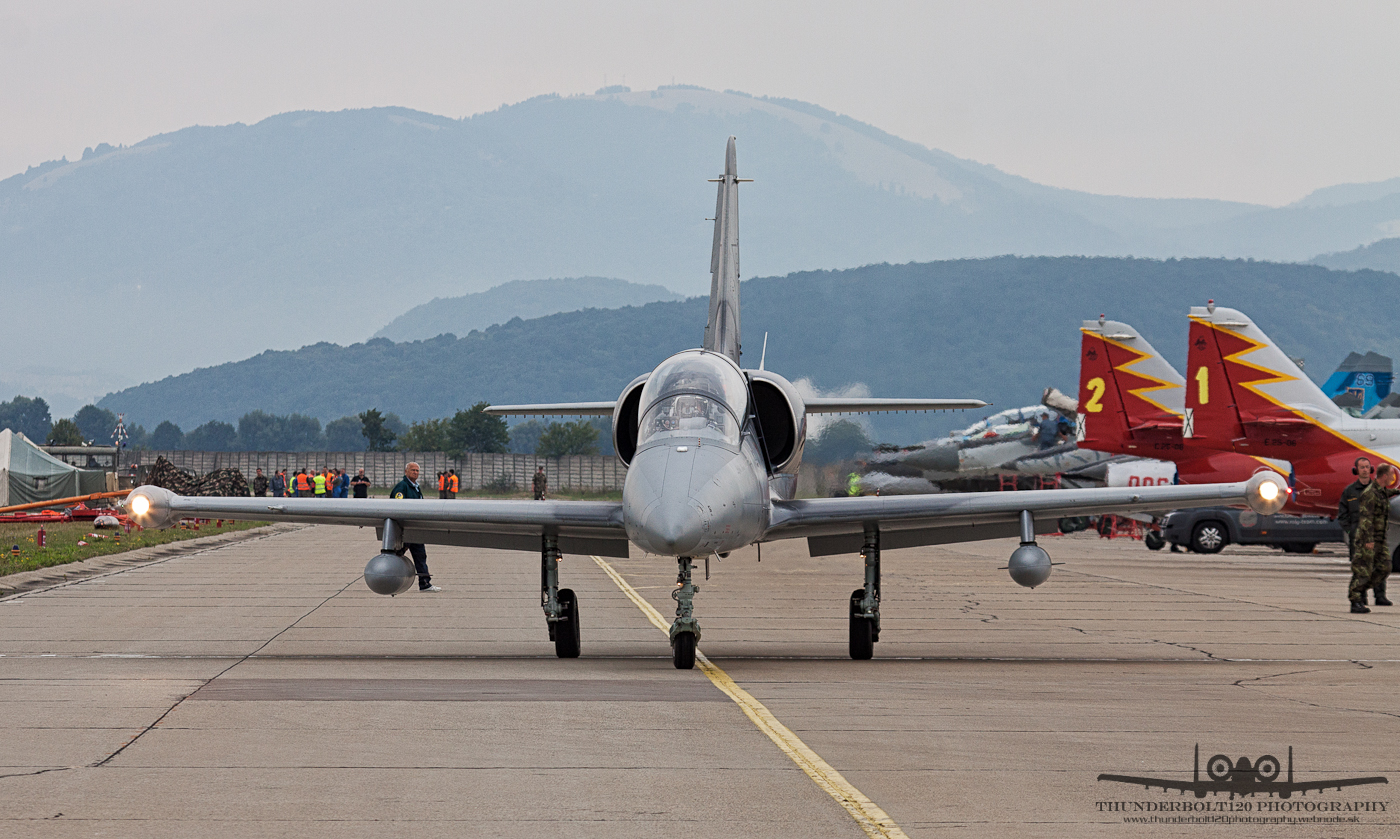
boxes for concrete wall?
[124,451,627,492]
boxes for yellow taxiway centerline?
[591,555,909,839]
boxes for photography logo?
[1099,745,1387,800]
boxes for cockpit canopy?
[637,350,748,446]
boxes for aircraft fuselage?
[621,349,770,557]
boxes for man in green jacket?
[1350,463,1398,613]
[390,462,441,592]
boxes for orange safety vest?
[296,474,310,491]
[449,474,459,493]
[438,473,446,491]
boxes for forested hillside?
[98,256,1400,442]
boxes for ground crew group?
[436,470,459,499]
[251,467,372,499]
[1339,456,1397,614]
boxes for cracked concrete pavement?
[0,525,1396,836]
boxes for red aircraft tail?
[1078,317,1185,457]
[1184,303,1348,458]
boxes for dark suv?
[1156,507,1344,554]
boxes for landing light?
[130,495,149,516]
[1244,472,1288,515]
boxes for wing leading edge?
[125,487,629,557]
[483,402,616,416]
[804,397,988,414]
[766,476,1284,556]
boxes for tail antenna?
[759,332,769,371]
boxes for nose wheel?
[670,557,701,669]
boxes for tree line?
[1,396,611,458]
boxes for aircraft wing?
[1095,774,1198,793]
[124,488,629,557]
[765,476,1281,556]
[1283,777,1389,793]
[484,402,616,416]
[804,398,988,414]
[1098,774,1388,795]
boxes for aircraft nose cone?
[647,501,704,556]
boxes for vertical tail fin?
[1185,304,1345,454]
[704,136,746,364]
[1322,351,1393,413]
[1077,317,1185,455]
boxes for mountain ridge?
[9,87,1400,413]
[96,256,1400,443]
[372,277,683,342]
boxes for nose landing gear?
[670,556,701,669]
[849,527,880,660]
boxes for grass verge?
[0,519,270,580]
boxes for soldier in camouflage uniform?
[1350,463,1398,613]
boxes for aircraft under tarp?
[0,429,107,507]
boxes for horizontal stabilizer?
[484,402,616,416]
[804,397,987,414]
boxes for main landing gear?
[671,557,700,669]
[541,535,579,658]
[849,527,881,660]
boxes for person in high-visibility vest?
[437,471,447,499]
[848,471,862,497]
[295,470,312,497]
[447,469,459,499]
[313,470,328,497]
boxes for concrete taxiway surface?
[1,523,1397,837]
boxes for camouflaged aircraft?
[123,138,1289,669]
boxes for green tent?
[0,429,107,507]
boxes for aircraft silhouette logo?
[1098,745,1387,799]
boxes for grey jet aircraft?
[124,138,1289,669]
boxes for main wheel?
[1191,522,1228,554]
[553,588,580,659]
[672,630,696,670]
[1144,530,1166,551]
[1282,543,1316,554]
[849,588,874,660]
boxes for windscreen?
[637,351,747,446]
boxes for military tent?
[0,429,107,507]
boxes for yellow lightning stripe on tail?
[1191,317,1400,468]
[1083,328,1181,418]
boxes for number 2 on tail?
[1084,377,1106,413]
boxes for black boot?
[1375,589,1392,607]
[1352,600,1371,614]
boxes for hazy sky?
[2,1,1397,206]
